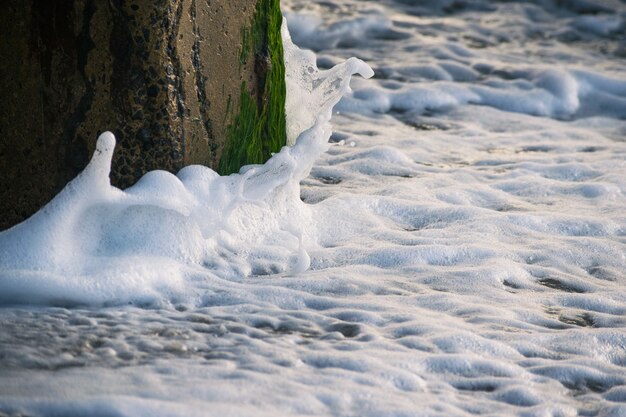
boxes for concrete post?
[0,0,286,230]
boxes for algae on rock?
[218,0,287,175]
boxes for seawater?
[1,1,626,416]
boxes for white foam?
[1,3,626,417]
[338,67,626,120]
[0,21,373,307]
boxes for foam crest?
[0,22,373,307]
[339,67,626,120]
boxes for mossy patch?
[218,0,287,175]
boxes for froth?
[0,21,373,308]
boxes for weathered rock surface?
[0,0,286,230]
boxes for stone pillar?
[0,0,286,230]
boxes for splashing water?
[2,4,626,415]
[0,22,373,308]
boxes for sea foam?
[1,2,626,416]
[0,22,373,307]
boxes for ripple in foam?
[0,23,374,308]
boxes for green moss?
[239,26,251,69]
[218,0,287,175]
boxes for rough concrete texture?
[0,0,284,230]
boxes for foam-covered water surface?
[1,1,626,416]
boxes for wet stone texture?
[0,0,279,230]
